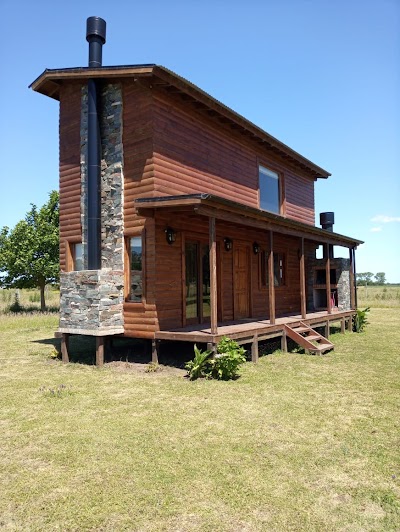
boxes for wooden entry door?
[234,245,250,319]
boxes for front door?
[234,245,250,319]
[185,241,210,324]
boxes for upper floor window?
[259,165,280,214]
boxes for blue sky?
[1,0,399,281]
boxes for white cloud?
[370,215,400,223]
[370,227,383,232]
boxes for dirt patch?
[105,360,186,377]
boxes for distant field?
[357,284,400,309]
[0,287,59,314]
[0,301,399,529]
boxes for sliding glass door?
[185,241,210,324]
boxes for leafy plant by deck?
[185,337,246,380]
[185,344,213,380]
[0,191,59,311]
[353,307,371,333]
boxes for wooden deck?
[155,310,355,345]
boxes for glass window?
[70,243,83,271]
[260,251,286,287]
[259,165,280,214]
[130,236,143,301]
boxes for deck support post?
[325,245,332,314]
[349,247,356,310]
[209,216,218,335]
[151,339,159,364]
[299,237,306,319]
[281,329,287,353]
[325,321,330,339]
[341,317,346,334]
[347,316,353,332]
[268,231,276,325]
[96,336,105,367]
[207,342,216,354]
[251,334,259,363]
[61,333,69,364]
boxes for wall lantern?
[165,227,177,245]
[223,238,233,252]
[253,242,261,255]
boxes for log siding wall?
[152,88,316,225]
[59,83,82,272]
[58,79,319,338]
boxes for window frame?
[258,163,285,215]
[66,240,83,272]
[259,250,287,288]
[124,231,146,303]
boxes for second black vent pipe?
[86,16,106,270]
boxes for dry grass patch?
[0,308,399,530]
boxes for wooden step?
[284,322,334,355]
[292,326,310,333]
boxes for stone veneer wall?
[59,83,125,335]
[307,257,351,312]
[59,270,124,335]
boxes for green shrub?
[185,344,213,380]
[353,307,370,333]
[210,336,247,380]
[185,337,246,381]
[8,291,22,313]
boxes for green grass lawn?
[0,307,399,530]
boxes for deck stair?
[284,322,334,355]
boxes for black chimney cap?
[86,16,106,44]
[320,212,334,226]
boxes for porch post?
[268,230,276,324]
[349,247,355,310]
[300,237,306,319]
[96,336,105,367]
[209,216,218,335]
[61,333,69,364]
[325,244,332,314]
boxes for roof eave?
[30,65,331,178]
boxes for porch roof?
[135,193,363,248]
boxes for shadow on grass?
[4,306,59,314]
[33,336,199,367]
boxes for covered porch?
[136,193,363,361]
[154,309,355,361]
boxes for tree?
[374,272,386,285]
[356,272,374,286]
[0,191,59,311]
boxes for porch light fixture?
[253,242,261,255]
[165,227,176,245]
[223,238,233,252]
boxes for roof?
[135,194,363,248]
[30,64,331,179]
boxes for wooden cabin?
[31,59,362,363]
